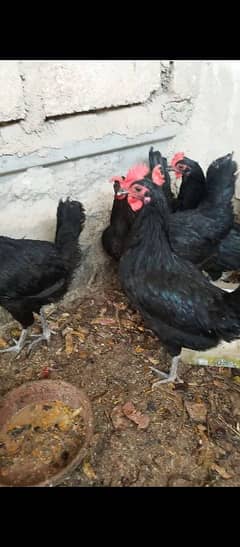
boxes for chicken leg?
[150,355,183,387]
[27,309,56,354]
[0,328,30,354]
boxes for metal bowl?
[0,380,94,487]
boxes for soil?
[1,277,240,487]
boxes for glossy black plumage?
[0,198,85,331]
[172,154,240,279]
[101,187,134,261]
[119,179,240,363]
[172,155,206,211]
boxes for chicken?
[119,178,240,385]
[102,161,163,261]
[101,176,136,261]
[167,153,237,266]
[170,153,240,280]
[169,152,206,211]
[0,198,85,354]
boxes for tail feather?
[55,198,85,243]
[149,146,162,170]
[55,197,86,263]
[149,146,175,209]
[204,153,237,208]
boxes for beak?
[165,166,175,172]
[116,189,128,196]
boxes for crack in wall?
[160,61,174,92]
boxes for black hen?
[102,158,161,261]
[170,153,240,279]
[168,153,237,266]
[170,152,206,211]
[170,155,240,280]
[119,178,240,385]
[0,198,85,354]
[102,179,135,261]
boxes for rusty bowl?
[0,380,94,487]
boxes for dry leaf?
[197,424,207,432]
[0,337,7,349]
[233,376,240,384]
[72,407,82,418]
[62,326,73,336]
[111,405,129,430]
[72,328,88,343]
[82,461,97,480]
[10,328,21,338]
[121,319,135,329]
[230,392,240,417]
[122,401,150,429]
[148,357,159,366]
[65,333,73,355]
[213,380,224,388]
[77,350,89,359]
[211,464,232,479]
[114,302,127,311]
[134,346,145,354]
[91,317,116,326]
[185,401,207,423]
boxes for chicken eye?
[134,187,142,193]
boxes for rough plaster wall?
[42,61,161,116]
[168,61,240,180]
[0,61,165,156]
[1,60,240,328]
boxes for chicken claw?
[150,356,184,387]
[27,309,56,354]
[0,328,29,355]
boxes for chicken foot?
[0,328,30,354]
[150,355,183,387]
[27,309,56,354]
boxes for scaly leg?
[0,328,30,355]
[27,309,56,354]
[150,355,183,387]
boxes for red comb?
[122,164,149,189]
[171,152,185,169]
[152,165,165,186]
[110,164,149,190]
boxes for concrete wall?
[1,60,240,323]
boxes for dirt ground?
[1,277,240,487]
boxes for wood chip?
[91,317,116,326]
[65,333,74,355]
